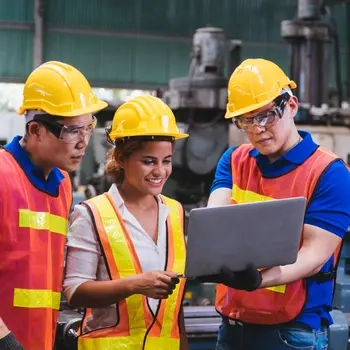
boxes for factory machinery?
[56,0,350,348]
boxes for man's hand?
[196,265,262,291]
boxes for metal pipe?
[33,0,44,68]
[332,18,343,105]
[298,0,322,19]
[323,6,343,105]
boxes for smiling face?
[116,140,174,196]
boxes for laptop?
[184,197,306,278]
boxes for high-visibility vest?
[215,144,343,325]
[0,149,72,349]
[78,192,186,350]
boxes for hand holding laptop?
[184,197,306,278]
[195,264,262,291]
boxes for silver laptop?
[184,197,306,278]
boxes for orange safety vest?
[215,144,343,325]
[0,149,72,349]
[78,192,186,350]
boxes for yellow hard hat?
[225,58,297,119]
[18,61,108,117]
[107,95,188,141]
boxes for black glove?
[195,264,262,291]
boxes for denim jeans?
[216,319,328,350]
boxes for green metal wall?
[0,0,33,79]
[0,0,347,91]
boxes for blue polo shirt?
[211,130,350,330]
[4,136,64,196]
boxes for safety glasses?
[37,116,97,144]
[233,94,290,132]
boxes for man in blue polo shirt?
[0,61,107,350]
[198,58,350,349]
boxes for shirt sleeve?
[210,146,237,193]
[304,159,350,238]
[0,332,24,350]
[62,204,102,303]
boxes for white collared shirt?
[63,184,170,330]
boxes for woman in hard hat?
[63,95,189,350]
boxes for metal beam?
[0,77,26,83]
[46,26,192,44]
[45,26,295,48]
[33,0,44,68]
[0,22,306,49]
[0,21,32,30]
[323,0,350,5]
[0,75,166,90]
[84,80,167,90]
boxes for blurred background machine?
[161,27,241,213]
[58,0,350,348]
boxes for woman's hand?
[135,271,180,299]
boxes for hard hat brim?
[56,100,109,117]
[225,98,276,119]
[110,132,189,142]
[18,100,108,117]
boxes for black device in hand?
[195,264,262,291]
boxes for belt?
[225,318,316,331]
[226,318,243,326]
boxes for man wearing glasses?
[200,58,350,349]
[0,61,107,350]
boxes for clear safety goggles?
[37,115,97,144]
[232,93,290,132]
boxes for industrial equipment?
[280,0,349,122]
[81,128,113,198]
[161,27,242,213]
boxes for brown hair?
[105,137,174,184]
[106,139,142,184]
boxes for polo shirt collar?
[4,136,64,194]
